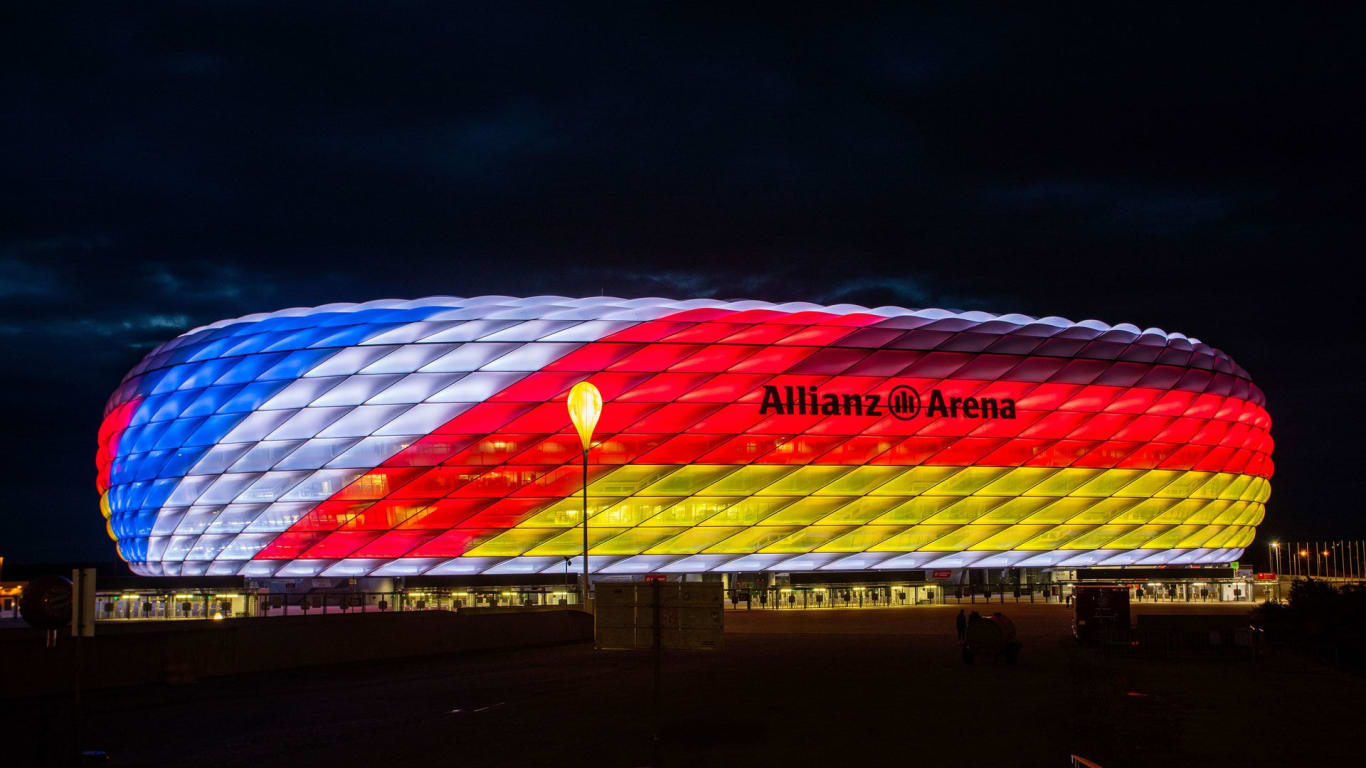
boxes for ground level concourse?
[12,565,1266,623]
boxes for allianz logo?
[758,384,1017,420]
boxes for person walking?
[955,608,967,641]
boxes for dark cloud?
[1,2,1363,561]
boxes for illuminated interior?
[96,296,1272,577]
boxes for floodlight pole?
[566,380,602,615]
[582,446,590,612]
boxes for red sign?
[643,574,667,583]
[932,570,952,579]
[1255,572,1277,581]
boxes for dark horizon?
[3,3,1364,562]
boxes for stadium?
[96,296,1272,595]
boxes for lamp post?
[567,381,602,612]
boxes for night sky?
[3,4,1363,564]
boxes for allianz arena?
[96,296,1271,578]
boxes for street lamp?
[567,381,602,612]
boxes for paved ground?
[4,602,1361,767]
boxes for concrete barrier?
[0,608,592,697]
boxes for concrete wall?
[0,609,592,697]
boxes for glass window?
[197,472,263,505]
[360,344,456,374]
[220,409,297,443]
[761,497,849,525]
[815,525,905,552]
[700,497,790,526]
[206,504,267,533]
[698,465,794,496]
[228,440,305,472]
[428,371,525,402]
[165,475,216,506]
[218,533,275,560]
[303,346,395,377]
[760,526,855,554]
[273,438,362,470]
[279,468,369,501]
[705,526,802,554]
[243,501,317,532]
[163,535,197,562]
[189,443,253,475]
[479,342,578,371]
[237,471,311,503]
[326,435,418,468]
[419,319,523,342]
[260,376,346,409]
[479,320,580,342]
[373,403,471,436]
[265,406,352,440]
[645,527,742,554]
[756,465,852,496]
[640,498,733,527]
[419,343,521,372]
[316,404,411,438]
[186,534,232,561]
[366,373,465,404]
[151,507,188,535]
[813,496,903,525]
[310,374,404,406]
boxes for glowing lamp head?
[566,381,602,450]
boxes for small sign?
[932,570,952,579]
[1255,572,1276,581]
[643,573,667,583]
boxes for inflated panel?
[98,297,1271,576]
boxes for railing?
[721,583,1257,610]
[87,589,584,622]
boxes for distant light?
[212,612,224,621]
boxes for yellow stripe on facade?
[460,464,1268,557]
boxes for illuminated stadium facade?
[97,296,1271,580]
